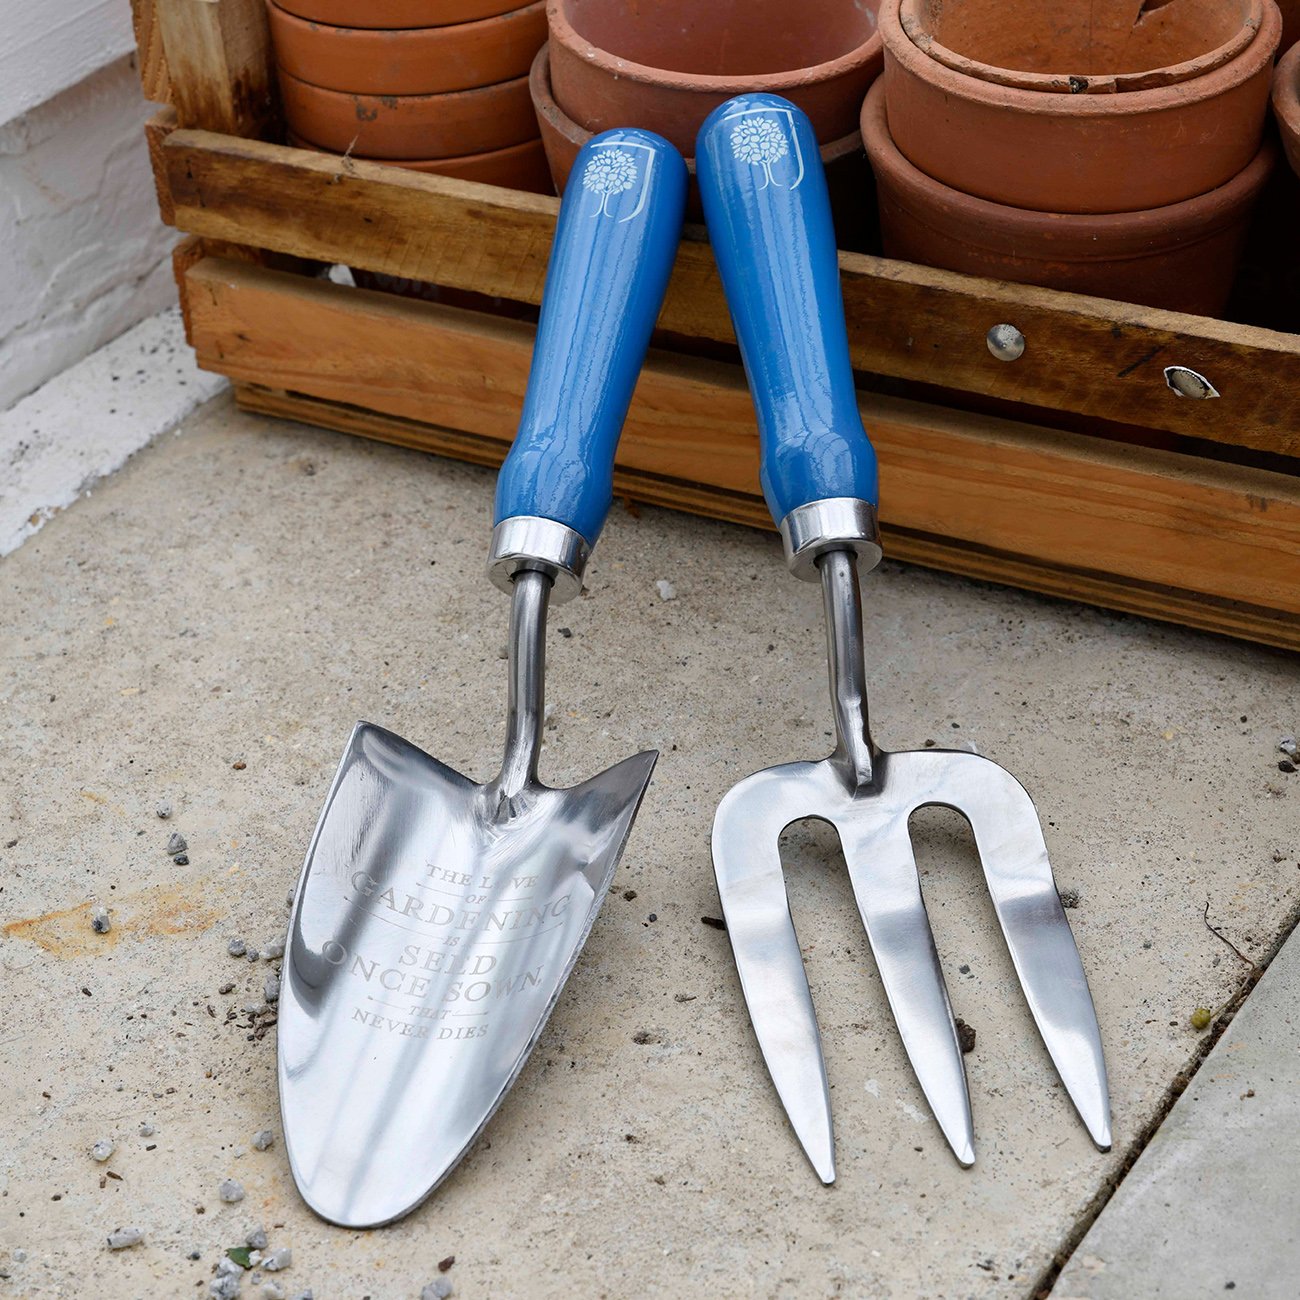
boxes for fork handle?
[696,94,880,580]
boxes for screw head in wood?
[986,324,1025,361]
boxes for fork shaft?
[819,549,876,791]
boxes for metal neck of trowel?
[492,567,550,799]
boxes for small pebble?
[233,760,247,771]
[156,800,173,819]
[174,853,190,866]
[497,645,509,660]
[188,1251,201,1261]
[954,1018,977,1054]
[264,975,280,1004]
[13,1250,26,1263]
[263,1285,285,1300]
[252,1130,275,1152]
[139,1122,155,1137]
[421,1280,453,1300]
[106,1227,144,1250]
[242,1003,263,1016]
[284,889,294,908]
[1279,760,1297,775]
[1058,887,1081,909]
[166,832,188,856]
[263,1247,292,1272]
[219,1178,245,1203]
[246,949,261,963]
[91,906,112,935]
[262,938,285,961]
[91,1138,115,1162]
[210,1257,243,1299]
[655,579,677,601]
[219,982,236,995]
[228,938,247,958]
[246,1226,269,1250]
[1280,735,1298,759]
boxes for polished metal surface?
[1163,365,1220,400]
[279,570,656,1226]
[778,497,882,582]
[986,323,1026,362]
[487,516,591,603]
[712,549,1110,1181]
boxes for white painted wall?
[0,0,136,124]
[1,24,179,413]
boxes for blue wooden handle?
[696,94,878,526]
[493,129,687,545]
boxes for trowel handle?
[493,129,687,550]
[696,94,879,533]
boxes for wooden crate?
[135,0,1300,648]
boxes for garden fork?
[697,94,1111,1182]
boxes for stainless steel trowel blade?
[278,722,656,1227]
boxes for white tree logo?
[582,148,638,217]
[731,117,790,188]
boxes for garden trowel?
[278,128,687,1227]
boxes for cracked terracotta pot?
[861,79,1275,315]
[267,0,546,95]
[274,0,523,26]
[287,131,552,190]
[880,0,1281,214]
[545,0,882,155]
[529,44,875,240]
[279,68,538,157]
[1274,42,1300,177]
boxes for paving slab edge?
[1035,893,1300,1298]
[0,305,227,557]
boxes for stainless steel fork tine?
[838,814,976,1166]
[713,766,836,1183]
[947,753,1113,1149]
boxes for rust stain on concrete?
[3,881,224,956]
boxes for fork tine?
[953,753,1112,1150]
[712,777,836,1183]
[839,817,977,1167]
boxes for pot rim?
[273,0,522,29]
[530,43,865,170]
[897,0,1264,94]
[880,0,1281,116]
[545,0,882,95]
[1273,38,1300,134]
[860,79,1275,255]
[287,129,544,166]
[278,64,532,105]
[267,0,543,40]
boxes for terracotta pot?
[1275,41,1300,178]
[274,0,523,27]
[279,68,538,158]
[861,80,1275,316]
[546,0,882,155]
[530,44,875,241]
[880,0,1281,214]
[287,131,553,191]
[268,0,545,95]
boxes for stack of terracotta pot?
[270,0,551,191]
[863,0,1282,315]
[532,0,884,222]
[1276,35,1300,178]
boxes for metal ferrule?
[778,497,882,582]
[488,516,591,604]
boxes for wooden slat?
[159,129,1300,458]
[131,0,172,104]
[155,0,275,134]
[184,257,1300,646]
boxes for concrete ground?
[1,392,1297,1299]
